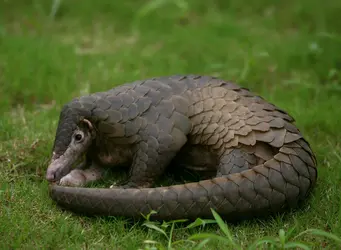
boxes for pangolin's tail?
[49,137,317,221]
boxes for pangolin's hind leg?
[216,148,259,177]
[216,143,275,177]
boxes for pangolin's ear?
[79,118,93,131]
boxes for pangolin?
[46,75,317,221]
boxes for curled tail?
[49,137,317,221]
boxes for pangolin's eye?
[74,133,83,141]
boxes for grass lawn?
[1,0,341,249]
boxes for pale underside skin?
[46,75,317,221]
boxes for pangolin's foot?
[59,167,103,187]
[59,170,86,187]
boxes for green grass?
[1,0,341,249]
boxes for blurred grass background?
[0,0,340,249]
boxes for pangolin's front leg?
[115,117,189,189]
[115,137,185,188]
[59,161,105,187]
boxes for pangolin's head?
[46,103,95,183]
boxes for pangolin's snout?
[45,170,56,182]
[45,153,72,182]
[46,161,60,182]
